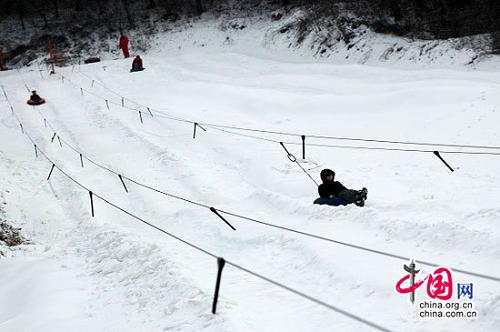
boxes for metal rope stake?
[105,100,110,110]
[10,106,14,115]
[19,123,24,134]
[210,207,236,230]
[212,257,226,314]
[118,174,128,193]
[80,153,84,168]
[280,141,297,162]
[44,118,47,128]
[51,132,57,142]
[121,97,124,107]
[80,88,84,96]
[138,111,143,124]
[301,135,306,159]
[47,163,55,180]
[91,80,95,88]
[57,135,62,147]
[433,151,454,172]
[34,144,38,158]
[147,107,153,117]
[193,122,207,139]
[279,142,319,186]
[89,191,95,217]
[14,116,500,284]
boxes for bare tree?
[121,0,135,28]
[16,0,27,30]
[74,0,82,11]
[53,0,60,19]
[147,0,157,9]
[195,0,203,15]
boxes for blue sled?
[130,67,145,72]
[313,197,350,206]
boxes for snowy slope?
[1,25,500,332]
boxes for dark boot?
[354,198,365,207]
[361,187,368,200]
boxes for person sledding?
[314,169,368,207]
[27,91,45,105]
[130,55,144,72]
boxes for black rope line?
[280,142,319,186]
[285,141,500,156]
[201,123,500,151]
[204,124,281,144]
[68,69,500,153]
[118,174,128,193]
[213,209,500,282]
[11,87,499,283]
[44,156,393,332]
[37,70,500,157]
[77,69,142,107]
[5,105,393,331]
[16,67,34,93]
[33,107,211,209]
[8,108,219,259]
[60,72,190,123]
[6,77,500,283]
[226,260,393,332]
[433,151,454,172]
[206,124,500,157]
[210,207,236,231]
[16,96,500,283]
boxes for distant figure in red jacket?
[119,34,129,58]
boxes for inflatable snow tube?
[313,197,350,206]
[27,99,45,106]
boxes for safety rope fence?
[1,86,394,332]
[19,65,500,183]
[66,66,500,158]
[13,65,498,199]
[71,68,500,176]
[3,83,499,284]
[5,66,500,326]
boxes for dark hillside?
[1,0,500,67]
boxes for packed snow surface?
[1,34,500,331]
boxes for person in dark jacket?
[315,169,367,207]
[130,55,144,72]
[30,91,42,103]
[27,90,45,105]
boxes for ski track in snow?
[1,43,500,332]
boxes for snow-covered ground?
[1,25,500,332]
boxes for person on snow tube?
[130,55,144,72]
[27,91,45,105]
[313,169,368,207]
